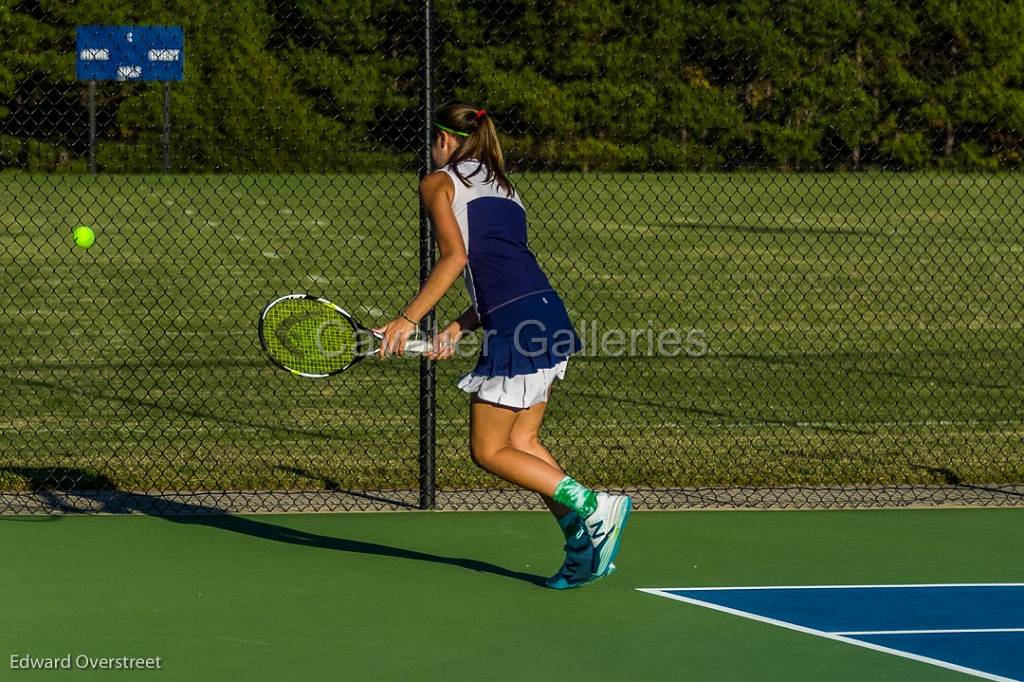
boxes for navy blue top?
[465,196,553,315]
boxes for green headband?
[435,122,470,138]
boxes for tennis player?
[377,102,632,589]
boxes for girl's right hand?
[426,322,463,360]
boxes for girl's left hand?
[373,315,418,359]
[425,321,463,360]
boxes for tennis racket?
[258,293,429,378]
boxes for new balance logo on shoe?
[589,519,614,541]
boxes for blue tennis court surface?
[639,584,1024,681]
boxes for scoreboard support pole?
[162,82,171,172]
[88,80,97,174]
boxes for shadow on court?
[0,467,546,587]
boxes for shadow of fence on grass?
[910,465,1024,500]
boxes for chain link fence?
[1,1,1022,513]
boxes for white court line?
[644,583,1024,590]
[637,587,1023,682]
[836,628,1024,636]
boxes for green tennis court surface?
[2,508,1020,680]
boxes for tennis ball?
[73,225,95,249]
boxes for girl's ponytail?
[435,102,514,197]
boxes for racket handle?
[370,330,430,355]
[404,338,430,354]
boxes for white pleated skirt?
[457,359,569,409]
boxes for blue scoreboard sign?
[76,26,184,81]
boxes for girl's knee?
[509,432,542,453]
[469,439,497,470]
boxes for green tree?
[0,0,76,168]
[1,0,1022,171]
[845,0,919,168]
[901,0,1024,168]
[270,0,420,169]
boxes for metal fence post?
[418,0,437,509]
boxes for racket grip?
[370,330,429,356]
[404,338,430,355]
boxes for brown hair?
[435,102,514,197]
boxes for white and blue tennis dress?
[442,159,582,409]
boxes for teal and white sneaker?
[584,492,632,577]
[545,549,617,589]
[545,543,594,589]
[545,514,616,589]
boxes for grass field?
[0,172,1022,495]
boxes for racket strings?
[262,299,361,375]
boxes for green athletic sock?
[552,477,598,519]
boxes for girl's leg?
[506,400,572,520]
[471,395,602,522]
[469,397,566,497]
[470,394,630,585]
